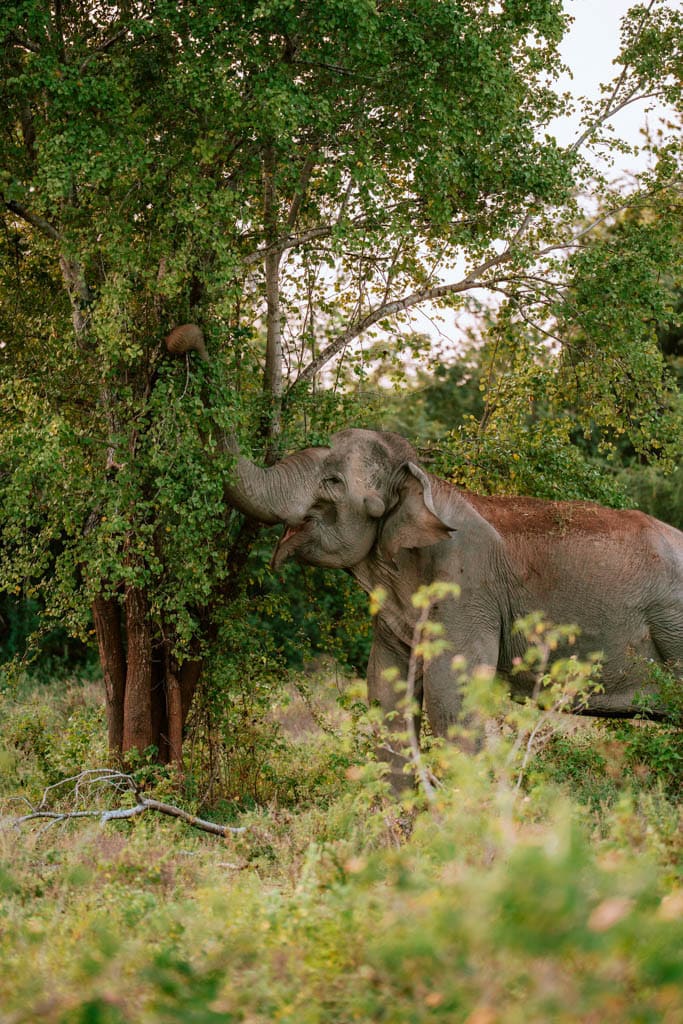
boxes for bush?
[527,731,622,813]
[0,593,97,685]
[0,681,107,795]
[0,633,680,1024]
[604,664,683,799]
[1,731,680,1024]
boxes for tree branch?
[5,200,61,241]
[262,144,284,457]
[244,224,334,267]
[79,27,131,73]
[294,248,514,384]
[3,769,246,839]
[292,174,675,386]
[286,153,317,232]
[570,0,658,155]
[571,87,657,155]
[243,201,418,267]
[8,31,42,54]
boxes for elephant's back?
[462,492,670,542]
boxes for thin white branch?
[570,0,658,155]
[296,248,515,384]
[2,770,246,838]
[8,31,41,54]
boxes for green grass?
[0,675,681,1024]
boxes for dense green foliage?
[376,202,683,512]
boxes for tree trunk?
[164,646,184,771]
[92,595,126,754]
[262,145,283,463]
[180,658,203,725]
[93,588,204,766]
[59,254,92,347]
[150,653,169,762]
[122,583,154,755]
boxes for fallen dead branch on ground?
[2,768,246,838]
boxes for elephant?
[220,425,683,784]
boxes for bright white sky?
[560,0,633,101]
[556,0,675,167]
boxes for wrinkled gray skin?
[226,429,683,788]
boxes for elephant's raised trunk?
[164,324,326,525]
[223,446,326,525]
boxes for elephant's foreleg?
[423,613,500,746]
[367,621,418,793]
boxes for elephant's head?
[162,330,453,568]
[226,428,453,570]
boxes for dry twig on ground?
[2,769,246,838]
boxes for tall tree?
[1,0,680,764]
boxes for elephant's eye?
[323,474,343,488]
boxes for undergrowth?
[0,665,681,1024]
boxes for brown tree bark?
[180,658,203,725]
[92,595,127,754]
[122,584,154,755]
[162,640,203,771]
[150,653,169,762]
[262,145,283,463]
[92,590,205,767]
[165,658,183,770]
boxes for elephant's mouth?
[271,520,312,570]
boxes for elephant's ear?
[379,462,452,560]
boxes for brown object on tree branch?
[164,324,209,362]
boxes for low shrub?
[0,646,680,1024]
[605,664,683,798]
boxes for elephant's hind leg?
[650,606,683,680]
